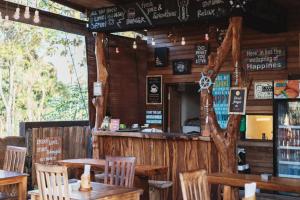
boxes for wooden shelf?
[279,125,300,129]
[238,140,273,148]
[278,146,300,150]
[279,161,300,166]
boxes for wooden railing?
[20,120,91,187]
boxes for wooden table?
[0,170,27,200]
[57,158,168,200]
[207,173,300,200]
[29,182,143,200]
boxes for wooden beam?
[50,0,86,13]
[0,0,89,36]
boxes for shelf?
[278,146,300,150]
[279,174,300,179]
[279,125,300,129]
[279,161,300,166]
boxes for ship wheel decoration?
[229,0,248,12]
[198,72,214,92]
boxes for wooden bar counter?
[92,131,219,200]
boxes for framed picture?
[146,75,162,105]
[154,47,169,67]
[195,44,209,65]
[254,81,273,99]
[228,87,247,115]
[172,59,192,75]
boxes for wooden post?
[200,17,244,200]
[92,33,109,159]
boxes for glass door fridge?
[274,80,300,179]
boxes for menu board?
[212,73,231,129]
[89,0,229,32]
[146,75,162,104]
[195,44,209,65]
[254,81,273,99]
[36,137,62,163]
[274,80,300,99]
[244,47,286,71]
[229,87,247,115]
[146,110,163,125]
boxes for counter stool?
[149,180,172,200]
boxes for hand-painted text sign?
[89,0,229,32]
[244,47,286,71]
[229,87,247,115]
[195,44,209,65]
[146,110,163,124]
[36,137,62,163]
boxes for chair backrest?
[3,146,27,173]
[35,163,70,200]
[179,170,210,200]
[104,156,136,188]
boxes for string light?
[33,0,40,23]
[133,41,137,49]
[205,33,209,41]
[151,38,156,46]
[24,6,30,19]
[115,47,120,54]
[181,37,186,45]
[14,7,20,20]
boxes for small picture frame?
[228,87,247,115]
[172,59,192,75]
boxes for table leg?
[134,176,149,200]
[223,185,232,200]
[18,176,27,200]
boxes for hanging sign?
[244,47,286,71]
[195,44,209,65]
[212,73,231,129]
[146,75,162,104]
[254,81,273,99]
[146,110,163,125]
[274,80,300,99]
[229,87,247,115]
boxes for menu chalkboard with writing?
[228,87,247,115]
[244,47,286,71]
[146,75,162,104]
[195,44,209,65]
[89,0,229,32]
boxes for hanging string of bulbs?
[0,0,40,24]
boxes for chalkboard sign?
[173,59,192,75]
[155,47,169,67]
[146,75,162,104]
[195,44,209,65]
[228,87,247,115]
[244,47,286,71]
[146,110,163,125]
[89,0,229,32]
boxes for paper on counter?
[245,182,256,198]
[84,164,91,175]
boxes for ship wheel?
[198,72,213,92]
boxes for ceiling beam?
[50,0,86,13]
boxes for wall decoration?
[254,81,273,99]
[172,59,192,75]
[198,72,213,92]
[212,73,231,129]
[274,80,300,99]
[155,47,169,67]
[195,44,209,65]
[244,47,286,71]
[146,110,163,125]
[229,87,247,115]
[109,119,120,131]
[146,75,162,104]
[36,137,62,163]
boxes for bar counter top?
[92,130,211,141]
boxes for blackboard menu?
[244,47,286,71]
[229,87,247,115]
[146,75,162,104]
[195,44,209,65]
[146,110,163,124]
[89,0,229,32]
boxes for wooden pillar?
[92,33,109,159]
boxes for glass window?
[246,115,273,140]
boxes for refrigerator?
[274,80,300,179]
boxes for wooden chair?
[103,156,136,188]
[3,146,27,173]
[35,163,70,200]
[179,170,210,200]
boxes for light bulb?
[205,33,209,41]
[115,47,120,54]
[24,6,30,19]
[3,15,10,28]
[33,10,40,23]
[14,7,20,20]
[151,38,156,46]
[181,37,186,45]
[133,41,137,49]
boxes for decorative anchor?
[198,72,214,93]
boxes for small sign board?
[244,47,286,71]
[146,110,163,125]
[254,81,273,99]
[172,59,192,75]
[146,75,162,104]
[155,47,169,67]
[229,87,247,115]
[36,137,62,163]
[195,44,209,65]
[110,119,120,132]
